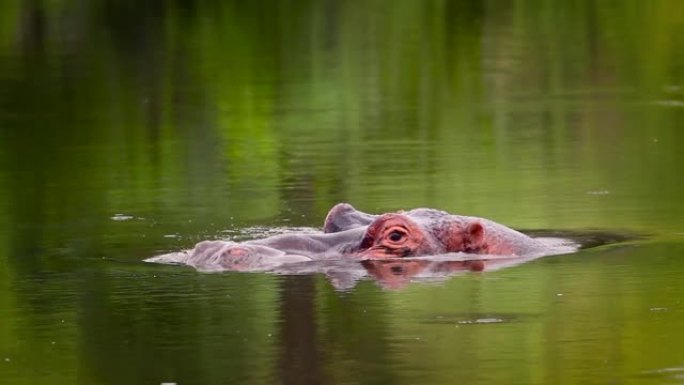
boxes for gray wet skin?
[147,226,369,272]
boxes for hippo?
[146,203,577,272]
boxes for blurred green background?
[0,1,683,385]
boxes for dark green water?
[1,1,684,384]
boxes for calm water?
[1,1,684,384]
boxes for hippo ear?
[324,203,377,233]
[464,221,485,251]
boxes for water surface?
[1,1,683,385]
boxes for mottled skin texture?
[151,203,559,272]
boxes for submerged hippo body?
[164,228,367,272]
[148,203,575,272]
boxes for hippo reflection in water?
[147,203,578,287]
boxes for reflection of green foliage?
[380,242,684,384]
[0,2,19,49]
[315,280,401,385]
[0,1,683,384]
[0,210,14,367]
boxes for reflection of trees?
[76,272,281,385]
[315,282,400,385]
[277,276,325,385]
[0,0,683,384]
[1,0,682,236]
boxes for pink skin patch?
[226,247,250,257]
[358,214,443,259]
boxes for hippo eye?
[388,230,406,242]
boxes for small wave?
[228,226,320,241]
[641,366,684,382]
[654,100,684,107]
[111,214,135,221]
[424,313,520,325]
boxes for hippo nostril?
[390,265,404,274]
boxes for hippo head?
[356,210,487,259]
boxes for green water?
[1,1,683,384]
